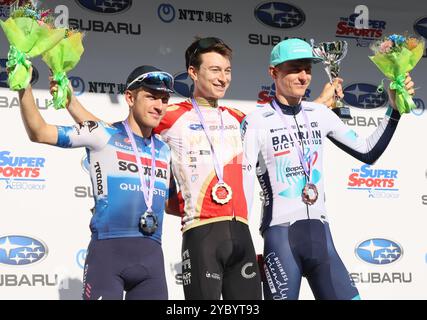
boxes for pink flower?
[379,40,393,53]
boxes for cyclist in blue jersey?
[17,65,175,300]
[242,38,415,300]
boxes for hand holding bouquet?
[369,34,424,114]
[42,29,85,109]
[0,2,65,90]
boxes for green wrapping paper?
[0,16,65,90]
[369,38,424,114]
[42,32,84,109]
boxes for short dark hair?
[185,37,232,70]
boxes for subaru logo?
[0,59,38,88]
[76,249,87,269]
[173,72,194,98]
[343,83,388,109]
[0,235,48,266]
[158,3,175,23]
[254,2,305,29]
[69,76,85,96]
[188,124,203,131]
[355,238,403,265]
[81,154,90,174]
[414,17,427,40]
[75,0,132,14]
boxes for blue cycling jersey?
[56,121,171,243]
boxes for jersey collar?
[271,97,302,115]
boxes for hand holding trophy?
[312,40,352,119]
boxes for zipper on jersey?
[292,113,311,220]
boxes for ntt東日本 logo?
[0,235,48,266]
[254,2,305,29]
[355,238,403,265]
[75,0,132,14]
[343,83,388,109]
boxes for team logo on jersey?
[254,2,305,29]
[75,0,132,14]
[343,83,388,109]
[355,238,403,265]
[0,235,48,266]
[414,17,427,40]
[188,124,203,131]
[173,72,193,98]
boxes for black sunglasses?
[187,37,227,68]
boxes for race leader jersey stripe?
[242,100,400,233]
[56,121,171,242]
[154,99,248,232]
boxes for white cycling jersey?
[242,100,401,232]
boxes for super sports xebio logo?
[0,151,46,191]
[347,164,399,199]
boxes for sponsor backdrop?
[0,0,426,300]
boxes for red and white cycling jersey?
[154,98,248,232]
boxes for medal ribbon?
[123,120,156,212]
[272,100,315,183]
[191,98,225,184]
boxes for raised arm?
[324,74,414,164]
[50,77,100,123]
[19,84,58,145]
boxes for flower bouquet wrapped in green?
[0,3,65,90]
[42,30,84,109]
[369,34,424,114]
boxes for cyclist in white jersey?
[242,38,415,300]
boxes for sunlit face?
[125,87,170,128]
[189,51,231,100]
[270,59,312,102]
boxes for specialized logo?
[355,238,403,265]
[347,164,399,198]
[335,13,386,47]
[0,235,48,266]
[0,151,46,191]
[69,76,85,96]
[158,3,175,23]
[173,72,193,97]
[76,249,87,269]
[254,2,305,29]
[343,83,388,109]
[414,17,427,40]
[75,0,132,14]
[0,59,38,88]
